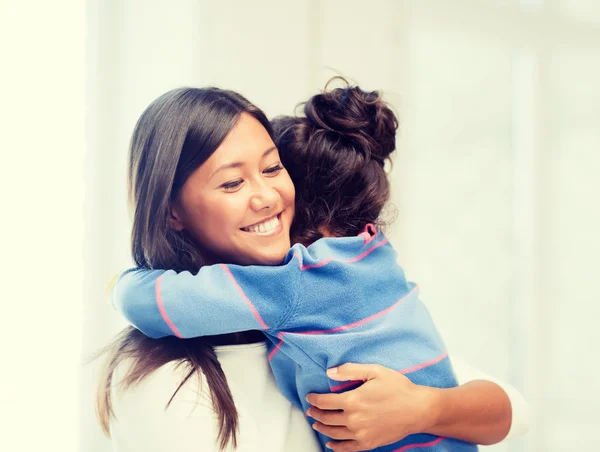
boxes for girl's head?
[129,87,295,270]
[272,79,398,245]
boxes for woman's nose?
[249,180,280,211]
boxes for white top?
[109,342,528,451]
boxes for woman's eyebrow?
[210,146,277,179]
[262,146,277,159]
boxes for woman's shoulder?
[112,358,207,400]
[111,342,268,412]
[109,343,321,452]
[109,359,219,451]
[111,357,217,425]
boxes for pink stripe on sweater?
[330,380,362,392]
[220,264,269,329]
[156,275,183,338]
[341,238,389,263]
[399,351,449,375]
[393,437,445,451]
[301,257,333,270]
[268,339,285,361]
[293,253,303,269]
[299,238,389,271]
[298,285,418,336]
[329,350,448,392]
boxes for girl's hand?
[306,363,437,452]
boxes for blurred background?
[2,0,599,451]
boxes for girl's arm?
[112,261,300,339]
[306,362,528,452]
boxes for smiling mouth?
[241,213,282,236]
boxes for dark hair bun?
[272,78,398,244]
[302,78,398,164]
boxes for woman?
[97,86,527,451]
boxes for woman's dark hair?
[97,87,273,450]
[272,78,398,245]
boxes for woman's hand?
[306,362,513,452]
[306,363,437,451]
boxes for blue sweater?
[113,227,478,452]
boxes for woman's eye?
[264,164,283,175]
[221,179,243,190]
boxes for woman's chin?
[225,242,290,267]
[254,248,290,266]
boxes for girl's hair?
[272,78,398,245]
[97,87,273,450]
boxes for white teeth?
[243,216,280,235]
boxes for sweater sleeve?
[112,260,301,339]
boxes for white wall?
[1,1,85,451]
[78,1,600,451]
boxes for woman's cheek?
[222,192,251,225]
[278,172,296,205]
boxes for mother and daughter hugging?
[97,78,529,452]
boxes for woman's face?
[170,113,295,266]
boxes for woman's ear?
[169,205,185,232]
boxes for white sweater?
[109,342,528,451]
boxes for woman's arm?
[306,362,528,452]
[451,355,529,441]
[423,379,512,444]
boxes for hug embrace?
[97,79,528,452]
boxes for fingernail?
[305,409,311,417]
[327,367,338,375]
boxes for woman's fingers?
[306,392,346,410]
[306,406,346,426]
[327,363,383,382]
[325,440,362,452]
[311,422,353,440]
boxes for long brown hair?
[97,87,273,450]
